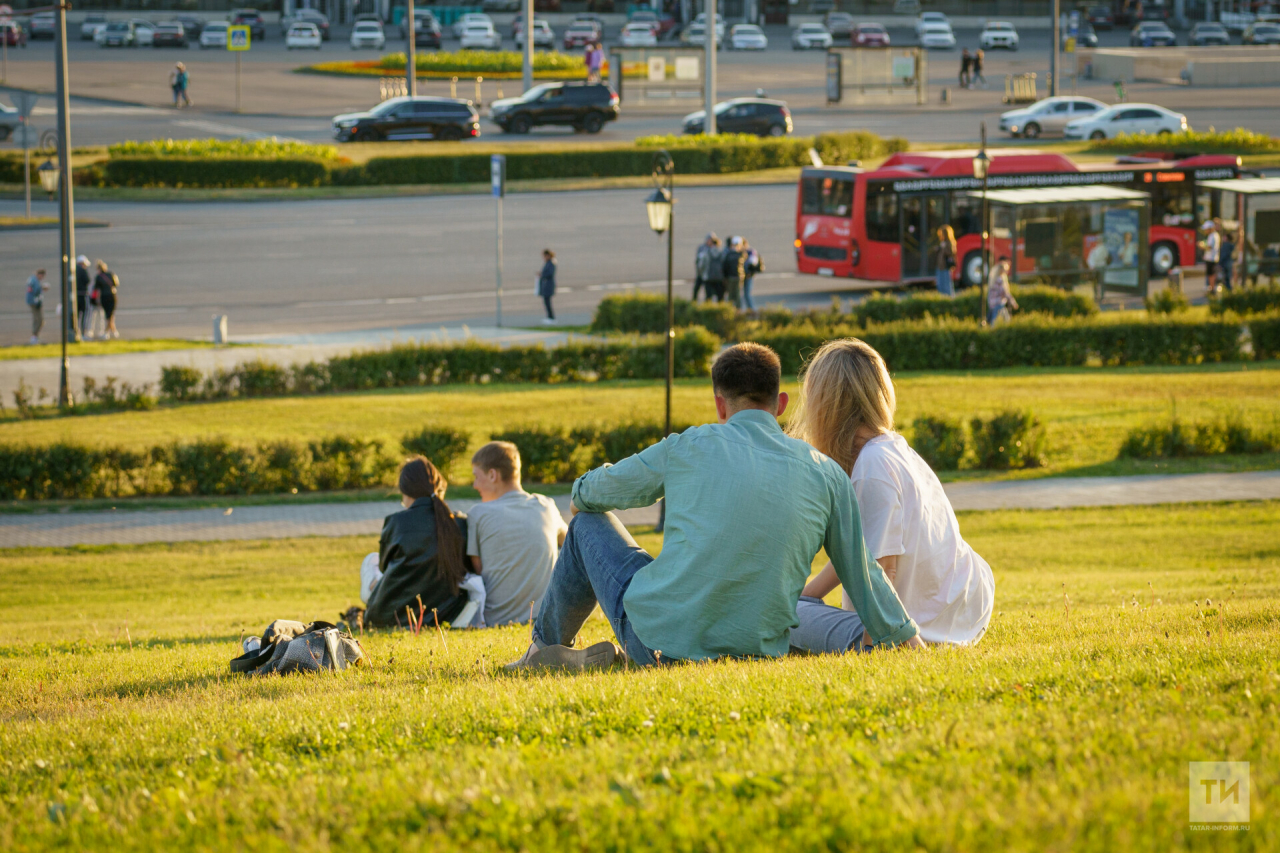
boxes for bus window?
[1152,181,1195,227]
[865,183,899,242]
[801,176,854,217]
[951,195,982,238]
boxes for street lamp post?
[972,123,991,326]
[645,149,674,532]
[53,0,77,405]
[406,0,416,97]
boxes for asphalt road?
[1,183,859,345]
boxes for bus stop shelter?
[971,185,1151,301]
[1197,177,1280,287]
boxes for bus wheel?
[962,251,985,288]
[1151,242,1178,278]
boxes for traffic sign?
[228,25,250,51]
[13,91,38,118]
[490,154,505,198]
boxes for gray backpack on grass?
[230,620,365,676]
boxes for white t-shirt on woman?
[840,432,994,645]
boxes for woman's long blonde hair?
[938,224,957,255]
[787,338,896,475]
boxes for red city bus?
[794,149,1239,288]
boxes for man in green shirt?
[507,343,921,670]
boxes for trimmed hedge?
[1086,128,1280,155]
[590,294,738,338]
[0,154,34,184]
[101,156,331,189]
[1252,314,1280,360]
[852,285,1097,325]
[1210,283,1280,317]
[1119,417,1280,459]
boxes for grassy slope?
[2,364,1278,485]
[0,501,1276,850]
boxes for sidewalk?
[5,470,1277,548]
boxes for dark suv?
[231,9,266,39]
[332,97,480,142]
[683,98,792,137]
[488,82,620,134]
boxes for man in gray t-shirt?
[467,442,567,626]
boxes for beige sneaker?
[504,641,616,672]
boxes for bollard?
[1169,267,1183,293]
[941,86,951,104]
[213,314,228,345]
[475,75,483,107]
[450,75,458,98]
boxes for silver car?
[1000,96,1107,139]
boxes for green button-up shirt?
[571,408,919,661]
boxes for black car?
[1190,22,1231,45]
[414,19,443,48]
[683,98,793,137]
[488,82,620,134]
[332,97,480,142]
[1130,21,1176,46]
[1086,5,1114,29]
[151,23,187,47]
[231,9,266,40]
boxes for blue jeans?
[532,512,661,666]
[788,596,866,654]
[936,267,954,297]
[987,303,1006,325]
[742,276,755,310]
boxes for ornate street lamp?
[646,149,674,532]
[972,123,991,325]
[37,158,59,197]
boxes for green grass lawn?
[2,363,1278,487]
[0,338,239,362]
[0,501,1276,850]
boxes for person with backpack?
[741,238,763,310]
[721,236,745,309]
[170,62,191,108]
[93,260,120,339]
[693,233,719,302]
[703,234,726,302]
[25,269,48,346]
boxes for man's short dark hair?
[712,343,781,406]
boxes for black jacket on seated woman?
[365,458,471,629]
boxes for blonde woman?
[935,225,957,296]
[787,338,994,651]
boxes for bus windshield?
[801,175,854,217]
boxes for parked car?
[619,21,657,47]
[489,81,619,134]
[1065,22,1099,48]
[791,22,832,50]
[563,21,601,48]
[230,9,266,40]
[892,0,921,13]
[1063,102,1187,140]
[175,15,205,39]
[151,22,187,47]
[452,13,492,39]
[286,23,322,49]
[915,11,949,37]
[851,23,889,47]
[683,98,792,137]
[350,20,386,50]
[399,10,439,45]
[129,19,156,47]
[80,13,108,40]
[1130,21,1176,46]
[1190,21,1231,45]
[980,21,1019,50]
[824,12,855,38]
[919,22,956,49]
[1000,95,1107,138]
[1243,21,1280,44]
[728,24,767,50]
[459,21,500,50]
[689,13,726,39]
[515,20,555,48]
[0,101,21,141]
[681,22,723,47]
[628,9,663,36]
[199,20,228,48]
[283,9,330,40]
[333,96,480,142]
[96,21,136,47]
[29,11,56,39]
[482,0,520,10]
[1087,5,1114,29]
[1,20,27,47]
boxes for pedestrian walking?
[1201,219,1221,294]
[721,236,745,309]
[537,249,557,324]
[935,225,957,297]
[959,48,972,88]
[742,238,763,310]
[586,41,603,83]
[703,234,726,302]
[25,268,48,345]
[84,270,103,340]
[94,260,120,339]
[693,233,718,301]
[169,62,191,108]
[75,255,91,341]
[987,256,1018,325]
[1217,218,1235,292]
[972,49,986,88]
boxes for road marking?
[173,119,305,143]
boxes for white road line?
[172,119,305,143]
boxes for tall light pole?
[645,150,674,532]
[973,123,991,327]
[1050,0,1060,96]
[54,0,77,405]
[522,0,534,92]
[405,0,416,97]
[704,0,717,135]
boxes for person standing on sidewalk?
[935,225,957,296]
[693,233,718,302]
[25,269,49,345]
[94,260,120,339]
[75,255,91,341]
[169,62,191,108]
[704,234,726,303]
[1201,219,1221,294]
[987,256,1018,325]
[537,249,557,324]
[742,238,763,310]
[959,48,971,88]
[1217,219,1235,292]
[721,236,745,309]
[972,49,986,89]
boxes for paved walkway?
[4,470,1278,548]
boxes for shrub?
[1210,283,1280,316]
[166,438,258,496]
[590,294,739,338]
[401,426,470,472]
[1086,128,1280,155]
[376,49,585,75]
[1145,288,1191,314]
[100,157,331,189]
[1119,416,1279,458]
[107,138,341,160]
[910,416,966,471]
[970,411,1047,470]
[852,286,1096,326]
[490,426,587,483]
[308,435,397,491]
[160,365,203,401]
[1250,313,1280,360]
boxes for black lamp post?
[972,123,991,325]
[645,149,674,532]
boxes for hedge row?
[851,286,1097,325]
[1119,417,1280,459]
[98,157,332,189]
[590,295,739,338]
[1209,283,1280,317]
[159,329,720,401]
[745,313,1273,374]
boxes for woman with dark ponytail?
[361,456,476,629]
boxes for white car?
[681,23,723,47]
[791,22,832,50]
[728,24,768,50]
[452,13,492,39]
[350,21,386,50]
[130,19,156,46]
[1063,103,1188,140]
[980,21,1019,50]
[1000,96,1107,138]
[199,21,228,48]
[286,23,322,49]
[96,21,135,47]
[919,23,956,49]
[915,11,950,37]
[515,20,554,48]
[459,22,501,50]
[619,22,658,47]
[80,13,108,40]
